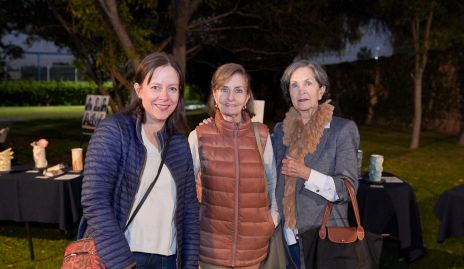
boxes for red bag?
[61,238,105,269]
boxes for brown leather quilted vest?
[196,111,275,267]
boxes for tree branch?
[191,59,219,69]
[412,16,419,51]
[188,0,201,19]
[47,2,101,80]
[188,5,239,31]
[97,0,139,68]
[227,47,290,56]
[421,10,433,67]
[186,43,202,55]
[109,66,132,90]
[154,36,172,52]
[189,25,260,32]
[236,10,261,19]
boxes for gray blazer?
[272,116,360,234]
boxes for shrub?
[0,81,101,106]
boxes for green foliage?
[0,81,101,106]
[64,0,152,69]
[183,84,203,102]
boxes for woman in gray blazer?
[272,60,360,268]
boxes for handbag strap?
[319,179,365,240]
[255,124,300,269]
[253,122,268,196]
[253,123,265,163]
[254,123,298,268]
[344,180,362,228]
[123,136,171,232]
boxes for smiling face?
[135,65,180,127]
[213,72,250,123]
[289,67,326,114]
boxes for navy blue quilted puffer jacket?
[78,113,199,269]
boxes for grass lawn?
[0,106,85,121]
[1,106,463,268]
[359,126,464,268]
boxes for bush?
[0,81,101,106]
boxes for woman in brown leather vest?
[188,63,280,269]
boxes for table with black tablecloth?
[0,168,82,259]
[434,184,464,243]
[354,172,425,263]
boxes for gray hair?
[280,60,330,104]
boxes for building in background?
[2,33,79,81]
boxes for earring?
[243,105,246,110]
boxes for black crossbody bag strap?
[123,137,171,232]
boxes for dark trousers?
[287,243,301,269]
[133,252,176,269]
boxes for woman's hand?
[281,155,311,180]
[198,117,213,126]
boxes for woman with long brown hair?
[78,52,199,269]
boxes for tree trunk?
[173,1,188,76]
[98,0,139,69]
[409,12,433,149]
[172,0,201,76]
[410,68,423,149]
[366,66,380,125]
[459,120,464,146]
[459,132,464,146]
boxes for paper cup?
[71,148,83,172]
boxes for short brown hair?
[207,63,255,117]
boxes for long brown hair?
[207,63,255,118]
[125,52,188,135]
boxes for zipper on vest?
[232,122,239,266]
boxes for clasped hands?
[281,155,311,181]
